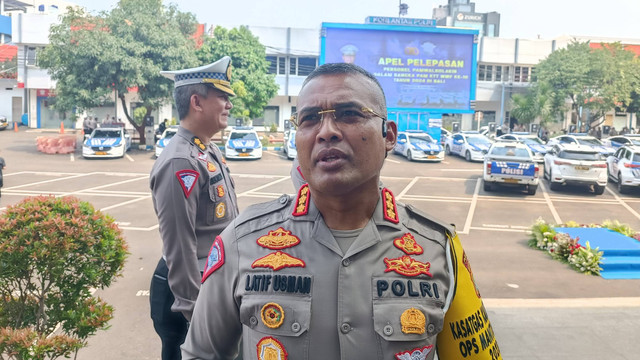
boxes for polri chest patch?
[175,169,199,198]
[201,236,225,283]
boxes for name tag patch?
[245,274,312,294]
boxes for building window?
[26,47,38,66]
[266,56,277,74]
[278,57,286,75]
[254,106,279,128]
[514,66,533,83]
[495,65,503,82]
[297,57,316,76]
[478,64,508,82]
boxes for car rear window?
[230,132,258,141]
[490,147,530,157]
[559,150,602,160]
[93,130,121,138]
[633,153,640,162]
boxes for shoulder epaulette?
[191,136,206,151]
[381,187,399,224]
[234,194,293,238]
[402,204,455,247]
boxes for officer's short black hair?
[301,63,387,118]
[174,84,213,120]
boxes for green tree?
[510,82,554,127]
[39,0,200,144]
[195,26,278,123]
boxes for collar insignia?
[175,169,199,198]
[192,136,206,151]
[207,161,217,172]
[400,308,426,335]
[257,336,288,360]
[393,233,423,255]
[261,302,285,329]
[382,188,399,224]
[252,251,305,271]
[197,152,207,162]
[257,227,301,250]
[201,236,225,283]
[216,185,225,197]
[292,184,310,216]
[395,345,433,360]
[221,156,227,164]
[215,202,226,218]
[384,255,432,277]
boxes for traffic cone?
[59,121,64,134]
[13,122,18,132]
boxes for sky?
[67,0,639,41]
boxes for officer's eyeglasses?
[290,107,386,131]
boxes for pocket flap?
[373,301,444,341]
[240,296,311,337]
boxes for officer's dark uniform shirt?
[150,126,238,321]
[182,185,501,359]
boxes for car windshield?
[520,137,544,145]
[628,139,640,146]
[576,138,603,146]
[230,132,258,141]
[633,153,640,162]
[408,134,435,144]
[490,147,530,157]
[164,131,177,139]
[559,150,602,160]
[467,136,491,145]
[93,130,121,138]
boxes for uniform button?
[383,325,394,336]
[342,258,351,267]
[427,323,436,334]
[291,322,301,333]
[249,316,258,327]
[340,323,351,334]
[279,195,288,204]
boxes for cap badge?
[382,188,399,224]
[384,255,432,277]
[252,251,305,271]
[257,227,301,250]
[257,336,288,360]
[292,184,310,216]
[400,308,426,335]
[395,345,433,360]
[261,302,285,329]
[393,233,424,255]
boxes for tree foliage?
[39,0,200,143]
[195,26,278,121]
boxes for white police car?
[543,143,608,194]
[606,145,640,193]
[394,131,444,162]
[603,134,640,149]
[82,126,131,159]
[483,141,539,194]
[282,129,297,160]
[445,131,492,161]
[155,125,179,158]
[547,133,614,157]
[224,126,263,160]
[497,132,550,163]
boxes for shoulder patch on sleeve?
[202,236,225,283]
[175,169,199,198]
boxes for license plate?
[575,165,589,171]
[95,151,107,155]
[239,153,250,157]
[427,155,437,159]
[504,178,520,183]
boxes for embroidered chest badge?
[261,302,285,329]
[201,236,225,283]
[215,202,226,218]
[395,345,433,360]
[257,227,301,250]
[292,184,310,216]
[175,169,199,198]
[257,336,288,360]
[252,251,305,271]
[207,161,217,172]
[192,136,206,151]
[382,188,399,224]
[197,152,207,162]
[400,307,426,334]
[384,255,432,277]
[216,185,225,197]
[394,233,424,255]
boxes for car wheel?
[594,184,606,195]
[483,180,493,192]
[548,170,561,191]
[527,184,538,195]
[407,149,414,161]
[465,151,472,162]
[445,145,451,155]
[618,173,629,194]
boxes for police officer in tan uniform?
[150,56,239,360]
[182,63,500,360]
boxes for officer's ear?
[384,120,397,153]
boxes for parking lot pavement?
[1,130,639,359]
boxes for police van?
[483,140,539,195]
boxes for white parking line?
[237,176,290,197]
[461,178,481,234]
[396,177,419,199]
[125,154,134,162]
[100,195,151,211]
[385,158,401,164]
[606,186,640,221]
[484,297,640,308]
[5,172,94,190]
[540,181,562,224]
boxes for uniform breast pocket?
[239,295,311,359]
[372,300,444,358]
[206,173,227,225]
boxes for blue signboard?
[320,23,478,115]
[365,16,436,27]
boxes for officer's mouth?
[315,148,348,169]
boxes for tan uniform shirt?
[182,185,500,359]
[150,126,238,321]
